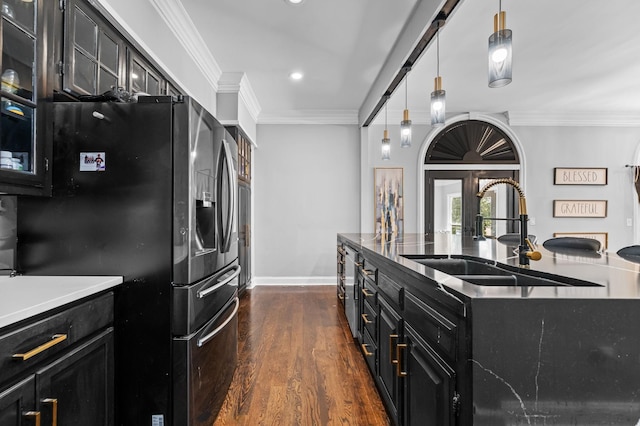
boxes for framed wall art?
[554,168,607,185]
[553,232,608,250]
[374,167,404,237]
[553,200,607,218]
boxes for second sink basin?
[402,256,602,287]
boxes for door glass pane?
[433,179,462,234]
[98,68,117,94]
[2,0,35,32]
[99,31,118,73]
[148,74,160,95]
[74,7,97,56]
[2,20,35,100]
[479,178,508,238]
[73,49,96,94]
[130,60,145,93]
[1,98,34,174]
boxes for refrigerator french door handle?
[221,139,236,253]
[196,265,241,299]
[197,297,240,347]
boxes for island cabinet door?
[377,297,402,425]
[401,323,457,426]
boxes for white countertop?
[0,275,123,329]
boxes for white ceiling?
[180,0,640,126]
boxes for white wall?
[254,124,360,284]
[512,125,640,251]
[363,120,640,252]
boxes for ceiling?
[180,0,640,126]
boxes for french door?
[425,170,519,237]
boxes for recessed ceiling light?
[289,71,303,81]
[285,0,304,4]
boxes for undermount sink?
[402,255,602,287]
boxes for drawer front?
[404,290,457,361]
[361,328,377,374]
[378,272,404,310]
[0,292,114,384]
[361,278,377,304]
[362,299,377,340]
[360,258,378,283]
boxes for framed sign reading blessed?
[554,168,607,185]
[553,200,607,218]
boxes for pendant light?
[430,26,445,127]
[400,69,412,148]
[381,100,391,160]
[488,0,512,88]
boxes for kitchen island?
[337,233,640,426]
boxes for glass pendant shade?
[430,77,446,127]
[381,129,391,160]
[488,11,512,88]
[400,109,412,148]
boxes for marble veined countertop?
[338,233,640,300]
[0,275,123,329]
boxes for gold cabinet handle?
[13,334,68,361]
[23,411,41,426]
[42,399,58,426]
[389,334,398,364]
[361,313,372,324]
[355,262,363,267]
[361,288,374,297]
[396,343,408,377]
[338,293,344,300]
[360,343,373,357]
[363,269,374,277]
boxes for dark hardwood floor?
[213,286,390,426]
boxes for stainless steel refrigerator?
[17,95,239,426]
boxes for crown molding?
[258,110,360,125]
[149,0,221,91]
[218,72,261,123]
[507,111,640,127]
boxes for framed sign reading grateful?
[553,200,608,218]
[554,168,607,185]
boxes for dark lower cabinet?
[0,328,113,426]
[401,323,456,426]
[0,376,36,425]
[378,297,402,425]
[36,328,114,425]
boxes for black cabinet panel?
[0,376,36,425]
[36,328,114,426]
[402,323,455,426]
[378,297,402,425]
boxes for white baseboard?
[250,276,336,287]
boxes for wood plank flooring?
[213,286,390,426]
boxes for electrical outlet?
[627,218,633,227]
[529,217,536,226]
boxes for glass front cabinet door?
[0,0,52,195]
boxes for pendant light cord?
[405,74,408,108]
[436,30,440,77]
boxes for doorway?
[425,170,518,237]
[422,119,522,238]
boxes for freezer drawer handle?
[197,266,241,299]
[13,334,68,361]
[197,297,240,347]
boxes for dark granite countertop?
[338,233,640,300]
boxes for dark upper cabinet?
[127,50,164,95]
[62,0,125,96]
[0,0,52,195]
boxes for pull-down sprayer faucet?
[475,178,541,268]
